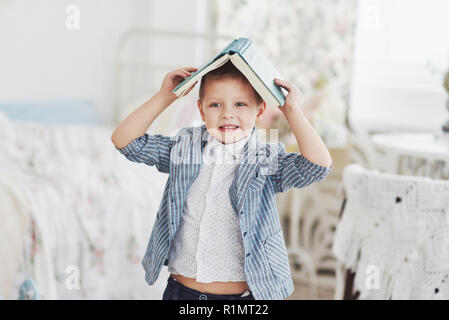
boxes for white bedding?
[0,112,170,299]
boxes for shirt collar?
[203,130,252,162]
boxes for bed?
[0,110,172,299]
[0,28,232,299]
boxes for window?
[349,0,449,133]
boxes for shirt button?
[243,232,247,237]
[246,253,250,257]
[240,211,244,215]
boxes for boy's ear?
[197,99,206,122]
[256,101,267,119]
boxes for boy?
[111,61,332,300]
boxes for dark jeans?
[162,276,255,300]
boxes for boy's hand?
[274,79,332,169]
[160,67,198,100]
[273,78,302,116]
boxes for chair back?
[333,163,449,299]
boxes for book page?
[173,54,231,97]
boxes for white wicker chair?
[333,163,449,299]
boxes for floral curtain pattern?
[214,0,358,148]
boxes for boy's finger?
[176,69,190,75]
[172,70,190,78]
[184,67,198,72]
[182,69,194,76]
[181,68,196,75]
[274,78,291,91]
[169,73,184,80]
[274,78,285,85]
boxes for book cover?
[172,38,286,108]
[235,40,286,107]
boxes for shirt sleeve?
[115,133,175,174]
[269,142,332,193]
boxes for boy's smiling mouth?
[218,125,239,132]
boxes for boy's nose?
[221,105,235,118]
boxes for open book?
[172,38,286,109]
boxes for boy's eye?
[209,102,246,107]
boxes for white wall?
[0,0,207,125]
[147,0,210,69]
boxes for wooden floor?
[286,280,335,300]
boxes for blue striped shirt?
[115,124,332,299]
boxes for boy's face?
[197,77,266,144]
